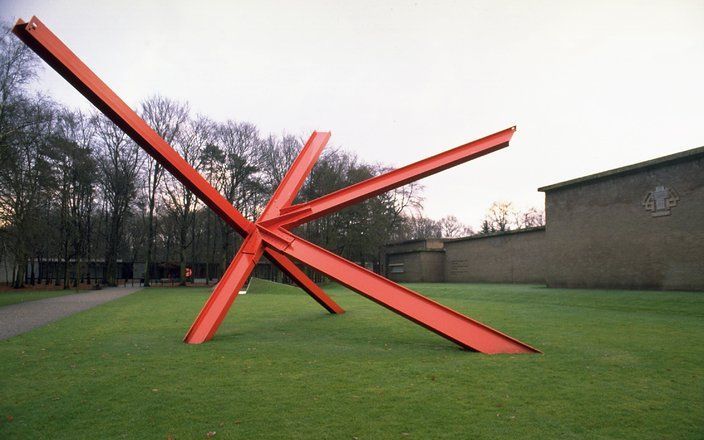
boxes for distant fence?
[9,270,330,289]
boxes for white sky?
[3,0,703,228]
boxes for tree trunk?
[74,258,81,291]
[63,241,69,290]
[178,220,187,286]
[144,198,155,287]
[30,255,36,285]
[105,215,120,287]
[205,210,211,285]
[13,252,26,289]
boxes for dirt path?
[0,287,141,340]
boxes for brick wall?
[444,228,546,283]
[381,147,704,290]
[386,250,445,283]
[542,155,704,290]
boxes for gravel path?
[0,287,141,340]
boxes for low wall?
[387,250,445,283]
[444,228,546,284]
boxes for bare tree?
[258,133,300,195]
[54,110,96,288]
[2,19,453,285]
[162,115,213,285]
[0,21,40,150]
[484,201,516,232]
[298,148,359,251]
[94,115,142,286]
[480,202,545,233]
[0,23,50,287]
[375,169,425,243]
[405,214,442,240]
[199,140,226,284]
[46,109,97,288]
[214,121,264,269]
[139,95,189,286]
[517,207,545,228]
[0,97,55,287]
[439,215,473,238]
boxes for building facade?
[381,146,704,291]
[444,227,546,284]
[539,146,704,290]
[380,239,446,283]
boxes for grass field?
[0,289,88,307]
[0,280,702,439]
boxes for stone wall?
[444,228,546,283]
[381,146,704,291]
[386,250,445,283]
[541,152,704,290]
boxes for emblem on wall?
[642,185,679,217]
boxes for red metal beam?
[14,16,538,354]
[262,127,515,229]
[257,226,540,354]
[256,131,344,314]
[264,248,344,314]
[13,16,342,317]
[12,17,251,235]
[184,232,264,344]
[184,131,344,342]
[258,131,330,221]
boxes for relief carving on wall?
[642,185,679,217]
[449,259,470,274]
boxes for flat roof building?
[538,146,704,290]
[381,145,704,291]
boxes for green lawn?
[0,280,702,439]
[0,289,86,307]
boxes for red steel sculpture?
[14,16,539,354]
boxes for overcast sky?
[3,0,703,227]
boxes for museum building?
[381,145,704,291]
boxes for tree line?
[400,202,545,241]
[0,23,426,288]
[0,22,543,289]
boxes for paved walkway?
[0,286,141,340]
